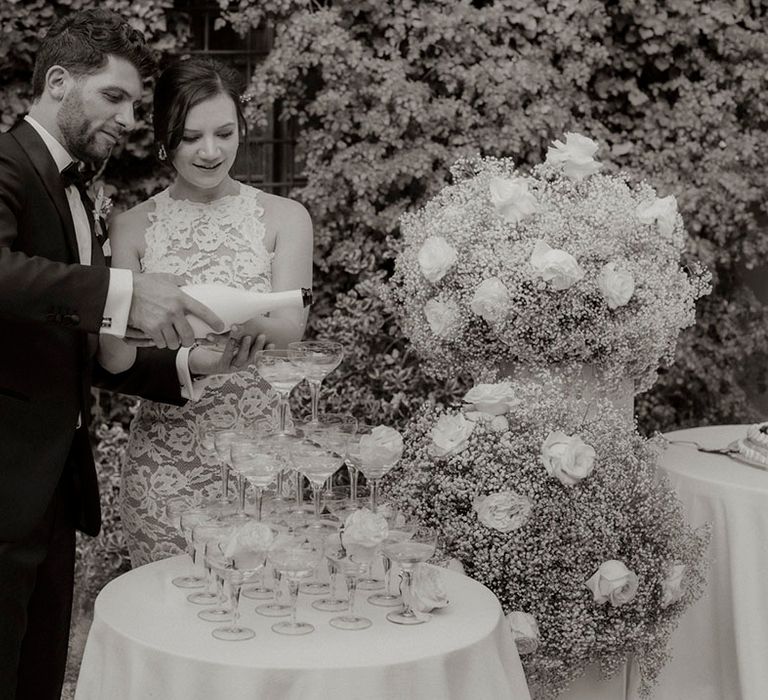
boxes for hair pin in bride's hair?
[157,144,167,161]
[239,93,254,105]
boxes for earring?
[158,144,167,161]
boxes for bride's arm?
[227,198,313,348]
[96,206,148,373]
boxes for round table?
[74,556,531,700]
[649,425,768,700]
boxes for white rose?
[586,560,639,607]
[490,415,510,432]
[660,563,686,608]
[545,132,603,181]
[358,425,404,470]
[530,240,585,290]
[411,564,450,613]
[418,236,458,283]
[424,298,459,337]
[541,431,596,486]
[598,262,635,309]
[445,557,466,574]
[431,413,475,457]
[506,611,540,655]
[342,508,389,549]
[463,381,518,416]
[488,176,539,224]
[470,277,510,323]
[473,491,532,532]
[223,521,275,559]
[635,195,678,236]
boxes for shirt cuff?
[100,268,133,337]
[176,345,206,401]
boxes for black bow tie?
[60,162,89,190]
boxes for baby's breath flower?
[385,139,711,393]
[382,375,710,699]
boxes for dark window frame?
[172,0,305,195]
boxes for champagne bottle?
[181,283,312,337]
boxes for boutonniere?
[92,186,113,229]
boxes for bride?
[98,56,313,566]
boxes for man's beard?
[57,89,110,164]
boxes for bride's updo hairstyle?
[153,56,246,163]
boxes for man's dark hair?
[153,56,246,160]
[31,9,156,98]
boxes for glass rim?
[253,348,294,358]
[288,340,343,350]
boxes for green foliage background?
[3,0,767,649]
[234,0,768,433]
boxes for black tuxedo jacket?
[0,120,184,543]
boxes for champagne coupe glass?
[383,528,438,625]
[322,485,351,520]
[355,427,401,512]
[297,515,339,596]
[287,340,344,423]
[254,348,307,437]
[345,422,375,503]
[250,418,291,512]
[368,521,416,607]
[312,531,349,612]
[297,413,357,459]
[199,527,237,622]
[230,434,280,521]
[252,528,292,615]
[269,433,312,521]
[188,519,233,606]
[166,497,200,588]
[268,537,323,635]
[327,550,372,630]
[174,506,212,588]
[289,431,347,521]
[209,521,275,641]
[214,429,242,514]
[253,563,291,617]
[255,348,308,513]
[329,484,369,525]
[199,423,237,504]
[344,526,384,593]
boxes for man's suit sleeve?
[92,347,187,407]
[0,147,109,333]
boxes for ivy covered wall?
[232,0,768,433]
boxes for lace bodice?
[120,183,279,567]
[141,184,272,292]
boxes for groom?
[0,10,227,700]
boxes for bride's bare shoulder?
[256,190,312,228]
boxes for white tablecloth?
[651,425,768,700]
[75,555,530,700]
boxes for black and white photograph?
[0,2,766,699]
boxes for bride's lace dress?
[120,184,278,567]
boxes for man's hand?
[127,272,225,349]
[189,333,270,376]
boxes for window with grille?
[172,1,305,195]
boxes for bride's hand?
[189,333,269,376]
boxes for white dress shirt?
[24,115,132,336]
[24,116,200,401]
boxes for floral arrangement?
[383,374,709,698]
[384,134,711,392]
